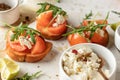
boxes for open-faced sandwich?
[6,23,52,62]
[63,12,109,46]
[36,2,67,40]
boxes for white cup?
[0,0,21,26]
[115,26,120,51]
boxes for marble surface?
[0,0,120,80]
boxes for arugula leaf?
[84,11,93,20]
[63,12,109,37]
[37,2,66,16]
[6,23,41,44]
[14,71,42,80]
[103,12,109,24]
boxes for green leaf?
[103,12,109,24]
[6,23,41,44]
[63,11,109,40]
[10,34,16,41]
[26,30,36,44]
[14,71,42,80]
[84,11,93,20]
[30,33,36,44]
[37,2,66,16]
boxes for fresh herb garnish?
[63,24,107,37]
[36,2,66,16]
[6,23,41,44]
[36,2,67,28]
[84,11,93,20]
[14,71,42,80]
[63,12,109,38]
[112,10,120,17]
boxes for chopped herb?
[84,11,93,20]
[36,2,66,16]
[6,23,41,44]
[14,71,42,80]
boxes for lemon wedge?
[111,22,120,31]
[0,58,20,80]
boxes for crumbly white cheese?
[78,46,92,55]
[53,15,65,27]
[53,23,59,27]
[56,15,65,24]
[95,28,105,37]
[62,46,109,80]
[19,36,32,49]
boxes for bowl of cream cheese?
[59,43,116,80]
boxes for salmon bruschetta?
[36,2,67,40]
[6,23,52,62]
[63,12,109,46]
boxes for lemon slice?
[0,58,20,80]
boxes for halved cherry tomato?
[9,41,27,52]
[36,10,67,40]
[91,30,109,46]
[67,20,109,46]
[67,33,88,46]
[31,36,46,54]
[37,10,53,27]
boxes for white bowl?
[59,43,117,80]
[0,0,20,26]
[115,26,120,51]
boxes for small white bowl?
[0,0,20,26]
[115,26,120,51]
[59,43,117,80]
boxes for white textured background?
[0,0,120,80]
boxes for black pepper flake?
[56,74,59,77]
[25,16,30,21]
[37,65,40,68]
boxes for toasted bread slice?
[6,42,52,62]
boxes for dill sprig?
[14,71,42,80]
[36,2,66,16]
[6,23,41,44]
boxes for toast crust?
[6,42,52,62]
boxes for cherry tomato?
[9,41,27,52]
[67,33,88,46]
[36,10,67,40]
[31,36,46,54]
[91,30,109,46]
